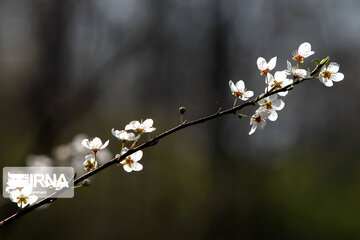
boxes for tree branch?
[0,71,319,229]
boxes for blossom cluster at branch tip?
[228,42,344,135]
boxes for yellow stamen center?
[234,92,243,97]
[254,115,262,123]
[293,55,304,63]
[322,70,331,79]
[261,69,270,75]
[265,101,272,110]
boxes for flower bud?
[179,107,186,115]
[82,179,91,187]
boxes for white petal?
[295,69,308,78]
[274,71,287,81]
[327,62,340,73]
[258,120,266,129]
[142,119,154,129]
[272,99,285,110]
[111,128,118,138]
[85,154,95,161]
[268,56,277,70]
[268,110,278,121]
[248,123,258,135]
[28,195,38,205]
[10,190,21,202]
[125,121,140,131]
[132,162,143,171]
[243,91,254,98]
[286,61,292,72]
[268,94,278,102]
[323,79,333,87]
[331,72,344,82]
[278,91,288,97]
[298,42,312,56]
[123,164,133,172]
[19,200,29,208]
[257,57,267,71]
[131,150,143,161]
[267,73,274,84]
[259,109,271,119]
[235,80,245,91]
[100,140,109,149]
[81,139,90,149]
[92,137,102,148]
[229,80,237,93]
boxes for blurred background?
[0,0,359,239]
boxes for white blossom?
[111,129,140,142]
[257,56,277,75]
[286,61,308,80]
[267,72,293,96]
[292,42,314,63]
[249,109,271,135]
[258,94,285,121]
[117,147,143,172]
[319,62,344,87]
[83,154,98,171]
[229,80,254,101]
[9,186,38,209]
[82,137,109,153]
[125,119,156,133]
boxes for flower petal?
[100,140,109,149]
[298,42,312,56]
[268,110,278,121]
[123,164,133,172]
[235,80,245,91]
[272,99,285,110]
[142,119,154,129]
[327,62,340,73]
[81,139,90,149]
[331,73,344,82]
[268,56,277,70]
[125,121,140,131]
[257,57,267,71]
[229,80,237,93]
[131,150,143,162]
[278,91,288,97]
[323,79,334,87]
[249,123,258,135]
[243,91,254,98]
[132,162,143,171]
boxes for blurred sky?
[0,0,359,239]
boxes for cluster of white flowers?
[113,119,155,172]
[229,42,344,135]
[80,119,155,173]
